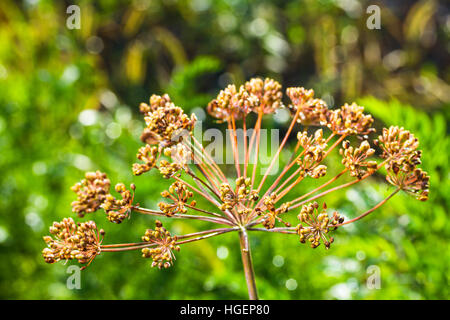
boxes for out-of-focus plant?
[42,78,430,299]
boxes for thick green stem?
[238,228,258,300]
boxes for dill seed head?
[286,87,328,126]
[258,193,291,229]
[42,218,103,266]
[296,129,328,178]
[141,220,180,269]
[159,181,194,216]
[244,77,283,114]
[375,126,421,173]
[101,183,135,224]
[325,103,375,135]
[296,202,343,249]
[133,144,159,176]
[207,84,260,121]
[143,100,196,148]
[340,140,377,179]
[71,171,110,217]
[44,76,430,294]
[387,167,430,201]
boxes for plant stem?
[238,228,258,300]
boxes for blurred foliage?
[0,0,448,299]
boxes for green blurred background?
[0,0,449,299]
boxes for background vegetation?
[0,0,448,299]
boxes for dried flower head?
[325,103,375,135]
[159,181,195,216]
[244,78,283,114]
[133,144,159,176]
[164,143,192,167]
[207,84,259,121]
[71,171,110,217]
[144,101,196,148]
[295,202,343,249]
[387,167,429,201]
[159,160,182,179]
[139,94,173,115]
[42,218,103,267]
[375,126,421,173]
[218,177,259,212]
[219,182,237,211]
[296,129,328,178]
[101,183,135,223]
[340,140,377,179]
[141,220,180,269]
[256,193,291,229]
[44,78,430,300]
[286,87,328,126]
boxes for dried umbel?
[132,144,159,176]
[287,87,328,126]
[325,103,375,135]
[139,93,173,115]
[141,220,180,269]
[244,77,283,114]
[71,171,110,216]
[207,84,259,121]
[101,183,135,223]
[257,193,291,229]
[375,126,421,173]
[387,167,429,201]
[159,181,195,216]
[296,202,342,249]
[43,77,429,300]
[296,129,328,177]
[340,140,377,179]
[42,218,103,268]
[144,103,196,148]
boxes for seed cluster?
[43,77,431,274]
[375,126,428,200]
[296,129,328,178]
[159,160,182,178]
[325,103,375,135]
[141,220,180,269]
[376,126,421,173]
[387,167,429,201]
[286,87,328,126]
[207,84,259,121]
[133,144,159,176]
[256,193,291,229]
[42,218,103,266]
[340,140,378,179]
[159,181,195,216]
[101,183,135,223]
[244,78,283,114]
[142,95,196,148]
[140,93,173,114]
[295,202,343,249]
[133,94,196,177]
[219,177,259,212]
[70,172,136,223]
[71,171,110,217]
